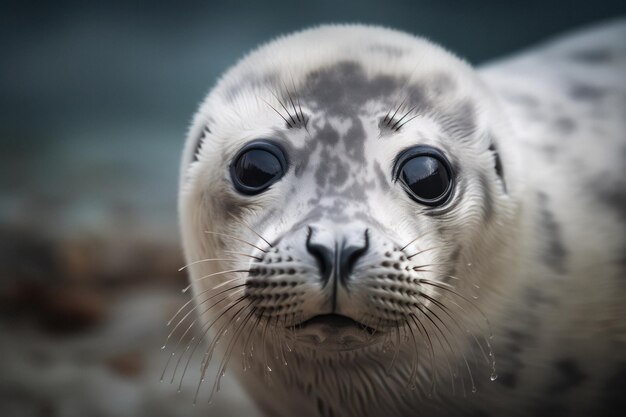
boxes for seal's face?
[179,26,518,373]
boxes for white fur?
[176,21,626,417]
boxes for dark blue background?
[2,1,625,134]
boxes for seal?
[170,21,626,417]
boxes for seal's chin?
[291,314,382,352]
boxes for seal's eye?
[394,146,454,207]
[230,140,287,195]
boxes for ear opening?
[488,141,507,193]
[191,125,211,163]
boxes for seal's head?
[179,25,520,372]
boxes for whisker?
[260,96,292,127]
[261,315,272,380]
[404,318,420,388]
[423,290,496,382]
[418,271,482,291]
[222,250,262,260]
[208,305,257,403]
[185,269,249,292]
[390,105,417,131]
[290,76,308,130]
[242,313,264,371]
[160,286,244,382]
[400,229,437,251]
[390,97,407,122]
[283,81,301,124]
[411,263,450,271]
[176,296,249,392]
[419,278,497,379]
[382,107,393,126]
[420,292,490,366]
[166,285,247,345]
[205,231,268,253]
[410,313,437,396]
[406,245,446,259]
[178,258,240,272]
[275,316,288,366]
[396,113,420,131]
[418,278,492,337]
[193,301,252,404]
[418,303,463,395]
[270,90,298,127]
[387,322,402,375]
[226,212,273,248]
[162,289,245,383]
[426,296,488,392]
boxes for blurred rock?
[107,351,144,378]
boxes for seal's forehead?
[192,24,491,179]
[212,24,477,106]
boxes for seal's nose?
[337,231,369,285]
[305,226,369,286]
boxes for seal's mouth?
[288,314,380,351]
[295,314,377,334]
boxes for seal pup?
[170,20,626,417]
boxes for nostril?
[306,226,334,285]
[339,229,369,284]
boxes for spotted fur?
[177,20,626,417]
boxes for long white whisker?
[222,250,262,260]
[183,269,249,293]
[205,231,268,253]
[226,212,273,248]
[178,258,240,272]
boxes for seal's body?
[176,21,626,417]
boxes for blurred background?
[1,1,625,416]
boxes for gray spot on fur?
[499,329,530,389]
[302,61,402,117]
[291,139,319,177]
[478,172,494,222]
[547,359,587,394]
[488,139,506,192]
[589,162,626,221]
[430,73,457,97]
[344,117,367,163]
[404,83,432,114]
[374,162,389,191]
[536,192,568,274]
[570,49,613,64]
[339,177,376,203]
[191,126,210,163]
[524,286,557,307]
[328,159,349,187]
[553,117,576,135]
[569,83,607,101]
[533,359,586,415]
[504,92,539,107]
[317,122,340,146]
